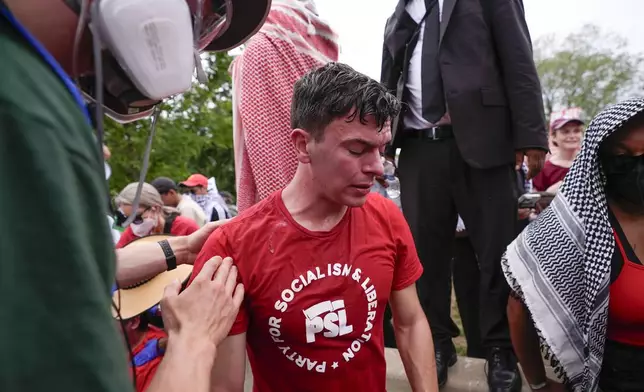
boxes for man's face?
[304,116,390,207]
[160,190,179,207]
[553,123,583,151]
[190,186,208,196]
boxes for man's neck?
[282,168,348,232]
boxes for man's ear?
[291,128,312,164]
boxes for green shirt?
[0,17,132,392]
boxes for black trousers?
[397,136,517,349]
[452,236,485,358]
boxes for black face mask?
[602,154,644,209]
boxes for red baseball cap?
[179,174,209,188]
[550,116,584,132]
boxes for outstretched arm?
[115,220,229,286]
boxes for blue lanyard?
[1,6,92,125]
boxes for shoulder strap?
[163,213,178,234]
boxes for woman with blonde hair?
[115,182,199,248]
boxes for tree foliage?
[104,53,235,197]
[534,24,644,120]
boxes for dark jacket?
[381,0,548,169]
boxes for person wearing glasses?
[115,182,200,248]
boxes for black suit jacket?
[381,0,548,169]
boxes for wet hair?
[290,62,401,141]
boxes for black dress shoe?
[435,344,457,387]
[486,347,522,392]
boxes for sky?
[314,0,644,80]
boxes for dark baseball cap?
[151,177,178,194]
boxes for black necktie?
[421,0,445,123]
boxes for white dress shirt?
[404,0,444,130]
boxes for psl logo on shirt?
[304,300,353,343]
[267,263,379,373]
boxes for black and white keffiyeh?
[502,98,644,392]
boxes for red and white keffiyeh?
[230,0,339,212]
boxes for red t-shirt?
[116,215,199,248]
[531,160,569,191]
[131,326,167,392]
[190,192,423,392]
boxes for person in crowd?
[504,98,644,392]
[532,114,585,193]
[380,0,548,388]
[230,0,339,213]
[218,190,239,217]
[113,251,185,392]
[179,173,231,221]
[0,0,269,390]
[151,177,208,227]
[115,183,200,248]
[191,63,438,391]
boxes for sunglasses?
[116,207,151,226]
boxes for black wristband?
[158,240,177,271]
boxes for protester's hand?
[516,149,546,180]
[518,208,533,220]
[161,256,244,348]
[182,220,231,265]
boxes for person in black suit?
[380,0,548,390]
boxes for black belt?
[404,125,453,141]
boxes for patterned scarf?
[230,0,339,213]
[502,98,644,392]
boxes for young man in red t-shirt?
[190,62,438,392]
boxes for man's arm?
[147,334,217,392]
[488,0,548,152]
[186,226,248,392]
[115,221,228,286]
[211,334,247,392]
[390,284,438,392]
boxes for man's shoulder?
[361,192,397,215]
[219,193,281,238]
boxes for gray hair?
[115,182,178,216]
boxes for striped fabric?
[230,0,339,213]
[502,98,644,391]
